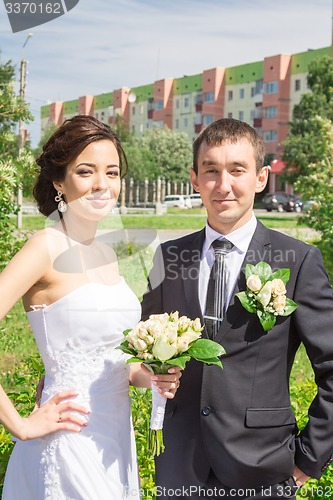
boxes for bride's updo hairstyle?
[33,115,128,217]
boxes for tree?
[282,57,333,277]
[283,56,333,181]
[140,127,192,182]
[0,58,33,269]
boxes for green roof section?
[173,74,202,95]
[225,61,263,84]
[291,46,331,74]
[63,99,79,114]
[94,92,114,110]
[41,104,50,119]
[131,84,154,103]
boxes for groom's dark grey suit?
[141,220,333,494]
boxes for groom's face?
[190,138,268,235]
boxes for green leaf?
[122,328,132,337]
[126,357,144,364]
[116,342,137,356]
[199,357,223,368]
[165,355,191,369]
[254,262,272,280]
[235,291,257,313]
[270,268,290,284]
[245,264,256,280]
[188,338,225,359]
[282,298,298,316]
[258,311,276,331]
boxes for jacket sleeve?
[293,245,333,478]
[141,244,165,320]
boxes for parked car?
[189,193,203,207]
[261,193,299,212]
[164,195,192,209]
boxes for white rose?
[271,279,286,296]
[169,311,179,322]
[152,337,178,362]
[257,281,272,308]
[192,317,203,332]
[133,338,148,351]
[246,274,262,293]
[273,294,286,315]
[165,323,178,343]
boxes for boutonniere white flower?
[235,262,298,331]
[117,311,225,456]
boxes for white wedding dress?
[3,279,142,499]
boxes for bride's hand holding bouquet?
[118,311,225,456]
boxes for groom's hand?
[293,465,310,486]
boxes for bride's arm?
[0,232,89,438]
[0,386,90,440]
[129,364,182,399]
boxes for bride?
[1,115,181,499]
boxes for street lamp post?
[17,33,33,229]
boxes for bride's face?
[54,140,121,221]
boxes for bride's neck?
[60,214,98,245]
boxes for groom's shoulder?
[161,229,204,252]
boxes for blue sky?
[0,0,332,147]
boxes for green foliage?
[140,127,192,182]
[0,58,34,269]
[283,56,333,181]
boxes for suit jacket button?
[201,406,211,416]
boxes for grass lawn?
[22,210,304,231]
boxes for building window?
[132,107,136,116]
[184,117,189,127]
[251,87,255,97]
[295,79,301,91]
[227,112,233,119]
[155,100,163,111]
[265,106,278,118]
[263,130,277,142]
[175,99,180,109]
[228,90,233,101]
[250,109,255,120]
[203,114,214,125]
[204,92,214,103]
[140,105,144,114]
[239,88,245,99]
[175,119,179,129]
[155,120,164,128]
[184,97,190,108]
[131,125,135,134]
[239,111,244,121]
[195,92,203,104]
[265,81,279,94]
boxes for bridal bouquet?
[118,311,225,456]
[236,262,298,331]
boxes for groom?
[141,118,333,499]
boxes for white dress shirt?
[198,214,258,314]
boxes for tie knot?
[212,239,233,254]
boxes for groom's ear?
[255,166,269,193]
[190,168,200,192]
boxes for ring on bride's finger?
[58,412,62,423]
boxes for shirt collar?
[203,213,257,255]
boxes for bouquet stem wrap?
[149,384,166,456]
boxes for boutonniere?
[235,262,298,331]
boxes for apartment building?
[41,46,330,162]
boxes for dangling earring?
[55,190,67,213]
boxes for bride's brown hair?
[33,115,128,217]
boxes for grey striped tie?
[204,239,233,339]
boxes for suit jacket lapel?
[182,229,205,322]
[214,220,271,343]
